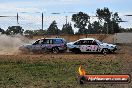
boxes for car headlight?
[111,46,114,48]
[67,44,74,48]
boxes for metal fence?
[114,33,132,43]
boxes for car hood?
[19,44,32,48]
[67,42,75,45]
[100,43,116,47]
[66,42,76,48]
[25,44,32,46]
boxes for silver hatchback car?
[19,38,67,54]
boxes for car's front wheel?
[101,48,109,54]
[21,48,30,54]
[52,47,59,54]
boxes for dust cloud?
[0,34,30,55]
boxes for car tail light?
[60,44,64,47]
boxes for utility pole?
[66,16,68,25]
[107,22,108,34]
[17,13,19,25]
[42,13,43,30]
[112,22,114,33]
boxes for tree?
[24,30,34,35]
[96,7,112,34]
[120,28,132,33]
[0,28,5,34]
[96,7,122,34]
[33,29,47,36]
[91,21,102,34]
[96,7,111,23]
[87,23,93,34]
[61,23,74,34]
[127,28,132,32]
[111,12,122,33]
[47,20,60,35]
[24,29,47,36]
[72,12,90,34]
[6,26,24,35]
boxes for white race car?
[67,38,117,54]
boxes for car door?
[40,39,53,50]
[53,39,65,49]
[78,40,88,52]
[86,40,99,52]
[32,40,43,52]
[45,39,53,50]
[79,40,96,52]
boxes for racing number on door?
[85,40,99,52]
[78,40,99,52]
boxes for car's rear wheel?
[52,47,59,54]
[101,48,109,54]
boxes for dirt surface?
[0,44,131,88]
[0,44,131,72]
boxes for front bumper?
[113,47,117,51]
[109,47,117,52]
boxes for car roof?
[39,38,64,40]
[79,38,96,41]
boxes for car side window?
[74,40,87,45]
[46,39,53,44]
[91,40,98,45]
[41,39,47,44]
[80,40,87,45]
[41,39,53,44]
[53,39,63,44]
[87,40,93,45]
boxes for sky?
[0,0,132,31]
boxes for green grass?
[0,58,121,88]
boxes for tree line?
[0,7,132,35]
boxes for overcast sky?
[0,0,132,31]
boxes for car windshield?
[96,40,103,44]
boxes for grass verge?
[0,57,121,88]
